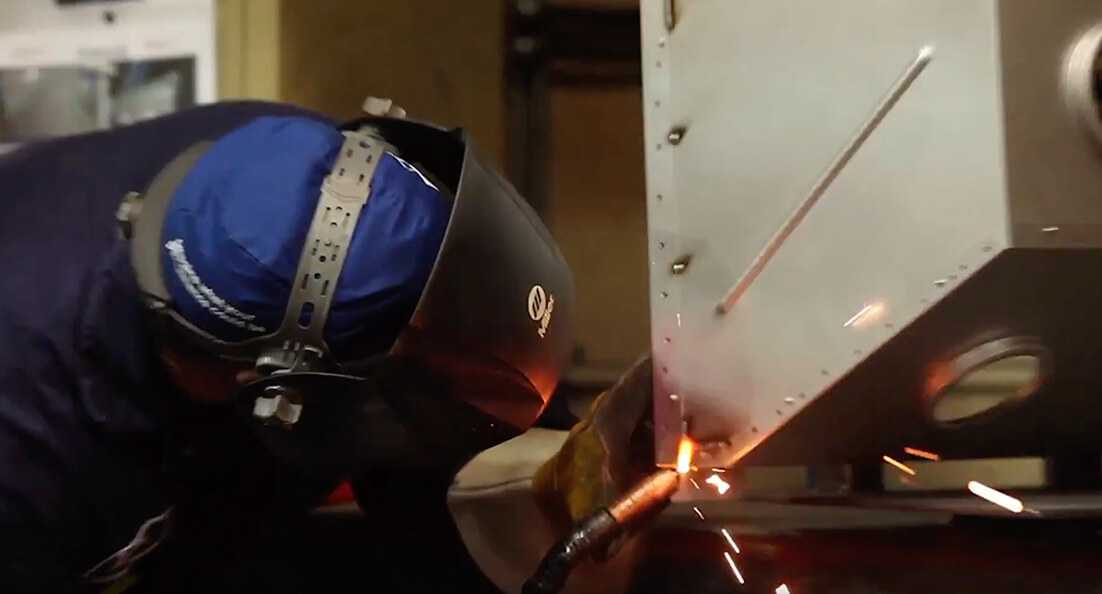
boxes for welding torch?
[522,468,681,594]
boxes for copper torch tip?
[608,469,681,525]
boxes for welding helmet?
[120,108,574,473]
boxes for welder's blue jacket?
[0,103,334,592]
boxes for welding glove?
[532,354,655,553]
[447,356,655,594]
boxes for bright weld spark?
[710,468,727,473]
[692,506,706,521]
[706,474,731,495]
[776,585,791,594]
[843,302,884,328]
[723,552,745,584]
[689,477,701,490]
[968,480,1024,513]
[676,436,696,474]
[882,455,916,476]
[904,446,941,461]
[721,528,741,554]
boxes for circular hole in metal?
[1066,25,1102,147]
[928,338,1048,425]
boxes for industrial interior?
[2,0,1102,593]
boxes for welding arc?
[522,470,681,594]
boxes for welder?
[0,97,605,593]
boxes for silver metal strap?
[273,130,391,361]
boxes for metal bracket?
[264,130,394,372]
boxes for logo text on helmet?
[527,285,554,339]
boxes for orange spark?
[968,481,1023,513]
[676,436,695,474]
[689,477,701,490]
[721,528,741,554]
[724,552,745,584]
[692,506,705,521]
[705,474,731,495]
[904,446,941,461]
[710,468,727,473]
[882,455,917,476]
[843,302,885,328]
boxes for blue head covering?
[160,116,451,356]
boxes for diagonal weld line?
[717,46,935,314]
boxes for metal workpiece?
[716,46,934,315]
[641,1,1102,472]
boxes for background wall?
[547,87,649,373]
[218,0,507,167]
[279,0,507,166]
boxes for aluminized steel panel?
[642,0,1102,470]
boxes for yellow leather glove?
[532,355,654,545]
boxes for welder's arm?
[448,356,654,594]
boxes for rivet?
[667,126,687,145]
[671,255,692,275]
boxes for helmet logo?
[527,285,555,338]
